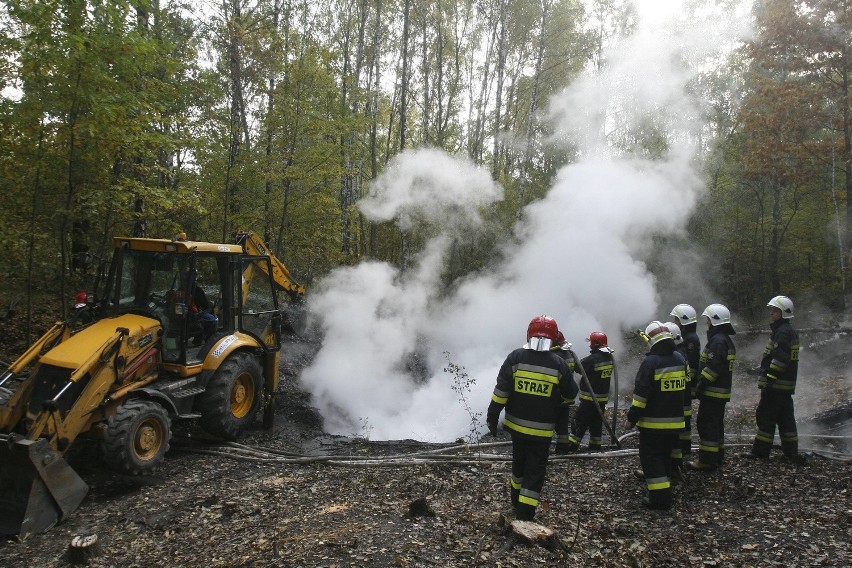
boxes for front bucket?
[0,436,89,536]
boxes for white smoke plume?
[299,2,753,441]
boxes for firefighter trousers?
[639,430,677,509]
[569,400,605,449]
[751,389,798,458]
[696,398,727,466]
[509,434,551,521]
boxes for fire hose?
[171,437,852,465]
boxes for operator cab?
[98,237,282,365]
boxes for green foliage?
[0,0,848,322]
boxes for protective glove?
[487,421,498,436]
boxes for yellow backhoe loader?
[0,231,304,536]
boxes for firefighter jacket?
[680,324,701,398]
[758,319,799,393]
[488,347,578,440]
[578,349,614,403]
[697,326,736,402]
[626,340,687,431]
[674,345,692,417]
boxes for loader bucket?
[0,436,88,536]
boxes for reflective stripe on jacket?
[626,343,687,431]
[487,348,578,439]
[697,329,735,401]
[578,349,613,403]
[758,319,799,393]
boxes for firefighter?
[689,304,736,472]
[670,304,701,462]
[625,321,687,510]
[552,332,579,453]
[560,332,614,453]
[487,315,578,521]
[746,296,800,461]
[664,322,689,480]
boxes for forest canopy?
[0,0,849,324]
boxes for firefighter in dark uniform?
[625,321,687,510]
[746,295,800,461]
[670,304,701,463]
[560,332,613,453]
[689,304,736,471]
[663,322,690,479]
[487,315,578,521]
[551,332,579,452]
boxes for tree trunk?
[491,0,508,181]
[516,0,550,217]
[368,0,382,257]
[400,0,411,151]
[842,45,852,302]
[223,0,249,242]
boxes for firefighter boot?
[641,492,671,511]
[555,441,579,455]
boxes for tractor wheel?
[198,352,263,440]
[101,399,171,475]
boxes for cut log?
[68,534,100,565]
[507,520,566,553]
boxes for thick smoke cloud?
[299,2,753,441]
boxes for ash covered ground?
[0,334,850,568]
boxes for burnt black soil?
[0,334,850,567]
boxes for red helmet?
[555,331,566,346]
[527,315,558,342]
[74,291,88,305]
[589,331,608,350]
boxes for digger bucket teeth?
[0,436,88,536]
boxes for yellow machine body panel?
[112,236,244,255]
[201,332,262,372]
[39,314,161,371]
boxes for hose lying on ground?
[171,434,852,465]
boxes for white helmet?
[702,304,731,326]
[645,321,672,347]
[669,304,697,325]
[767,295,794,318]
[664,322,682,344]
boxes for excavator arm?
[235,231,305,299]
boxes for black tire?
[101,399,171,475]
[198,352,263,440]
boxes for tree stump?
[407,497,436,517]
[494,520,568,556]
[68,534,100,565]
